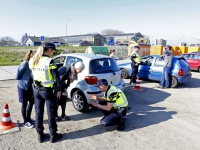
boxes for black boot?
[38,133,44,143]
[117,118,126,131]
[50,133,63,143]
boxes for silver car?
[53,53,125,112]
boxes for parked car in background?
[53,53,125,112]
[179,52,200,72]
[118,55,192,88]
[51,41,61,46]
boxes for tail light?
[178,69,184,76]
[85,76,98,84]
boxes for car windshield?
[89,58,119,74]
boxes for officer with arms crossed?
[130,45,141,84]
[29,43,62,143]
[89,79,129,130]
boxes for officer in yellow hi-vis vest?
[89,79,129,130]
[29,43,62,143]
[130,45,141,84]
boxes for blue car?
[118,55,192,88]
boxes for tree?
[0,36,17,46]
[101,29,124,35]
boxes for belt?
[34,85,51,91]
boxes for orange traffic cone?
[133,77,142,91]
[0,103,16,131]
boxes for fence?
[107,46,129,58]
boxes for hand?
[57,91,61,99]
[89,94,97,100]
[91,102,98,107]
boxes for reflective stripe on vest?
[30,56,54,87]
[132,52,141,63]
[106,86,128,109]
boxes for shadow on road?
[57,86,177,140]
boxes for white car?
[53,53,125,112]
[51,42,61,47]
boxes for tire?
[198,67,200,72]
[171,76,178,88]
[72,90,89,112]
[121,69,128,79]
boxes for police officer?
[130,45,141,84]
[89,79,129,130]
[29,43,62,143]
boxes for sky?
[0,0,199,45]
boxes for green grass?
[0,46,86,66]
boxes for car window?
[54,56,66,64]
[89,58,119,74]
[182,54,188,58]
[65,56,82,66]
[179,59,189,68]
[154,57,164,67]
[141,57,153,66]
[194,55,200,59]
[187,54,194,58]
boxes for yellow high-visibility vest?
[105,86,128,109]
[29,56,56,87]
[131,51,141,63]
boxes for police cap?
[44,42,57,51]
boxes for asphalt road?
[0,71,199,150]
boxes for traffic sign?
[41,36,45,42]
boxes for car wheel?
[121,69,128,79]
[171,76,178,88]
[72,90,89,112]
[198,66,200,72]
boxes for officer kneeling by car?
[89,79,129,130]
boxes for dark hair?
[43,46,48,52]
[24,50,34,61]
[110,49,115,55]
[166,45,171,50]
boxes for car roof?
[181,52,200,55]
[56,53,110,60]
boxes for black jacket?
[59,66,71,91]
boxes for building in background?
[156,39,167,46]
[24,36,41,46]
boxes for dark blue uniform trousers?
[131,63,139,83]
[33,87,57,135]
[98,101,126,127]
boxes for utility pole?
[66,19,71,46]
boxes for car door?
[188,54,200,70]
[150,57,164,81]
[138,56,153,79]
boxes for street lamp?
[66,19,71,46]
[77,29,82,42]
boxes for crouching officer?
[29,43,62,143]
[89,79,129,130]
[130,45,141,84]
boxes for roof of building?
[24,36,41,43]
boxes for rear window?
[179,59,189,68]
[89,58,119,74]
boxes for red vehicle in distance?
[180,52,200,72]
